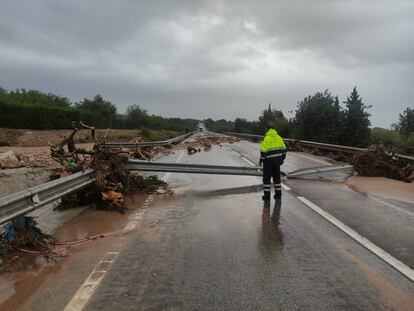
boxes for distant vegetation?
[1,86,412,154]
[205,87,414,155]
[0,87,198,132]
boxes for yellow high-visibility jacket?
[259,128,287,163]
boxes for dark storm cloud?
[0,0,413,127]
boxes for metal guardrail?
[126,160,263,176]
[102,131,195,149]
[0,169,95,224]
[224,132,367,153]
[287,164,354,177]
[224,132,414,160]
[0,162,262,224]
[0,158,356,224]
[293,139,369,153]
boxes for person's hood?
[265,128,278,137]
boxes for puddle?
[0,255,64,311]
[346,176,414,204]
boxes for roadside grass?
[102,129,181,141]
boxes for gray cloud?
[0,0,413,127]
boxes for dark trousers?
[262,159,282,198]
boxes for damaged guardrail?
[0,169,96,224]
[126,160,263,176]
[224,132,368,153]
[287,164,354,178]
[224,132,414,161]
[102,131,195,149]
[0,159,357,224]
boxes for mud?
[0,192,149,310]
[342,249,414,311]
[0,255,65,311]
[346,175,414,203]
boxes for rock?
[0,151,22,169]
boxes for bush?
[370,127,414,155]
[140,128,151,139]
[0,102,94,129]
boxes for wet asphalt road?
[229,140,414,269]
[84,141,414,311]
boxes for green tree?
[342,87,371,147]
[126,104,149,128]
[293,90,343,143]
[393,107,414,137]
[257,103,290,136]
[76,95,117,128]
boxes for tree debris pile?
[0,123,168,263]
[50,122,167,211]
[130,146,171,160]
[1,217,57,265]
[352,148,414,182]
[180,136,240,152]
[291,143,413,182]
[286,141,414,182]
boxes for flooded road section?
[83,146,414,311]
[0,193,149,311]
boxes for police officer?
[259,121,287,201]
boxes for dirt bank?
[0,128,180,147]
[0,168,53,197]
[346,175,414,203]
[0,144,94,169]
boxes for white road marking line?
[281,183,291,191]
[64,150,186,310]
[241,156,256,166]
[63,252,120,311]
[297,196,414,282]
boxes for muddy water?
[0,193,148,311]
[346,175,414,203]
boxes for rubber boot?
[262,194,270,201]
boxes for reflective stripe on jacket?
[259,128,287,163]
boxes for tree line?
[0,88,198,132]
[204,87,414,154]
[1,86,412,154]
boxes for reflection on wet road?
[83,146,414,311]
[260,201,283,253]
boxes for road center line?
[297,196,414,282]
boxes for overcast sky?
[1,0,413,127]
